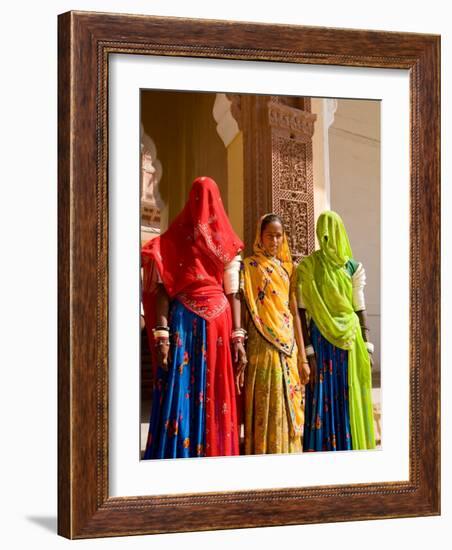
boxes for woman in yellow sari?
[239,214,310,454]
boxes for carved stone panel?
[272,136,307,192]
[280,199,309,258]
[269,100,316,262]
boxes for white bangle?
[365,342,374,354]
[305,344,315,357]
[153,329,170,339]
[232,328,247,339]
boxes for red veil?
[141,176,243,320]
[141,176,243,456]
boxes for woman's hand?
[298,358,310,385]
[156,340,170,371]
[232,340,247,395]
[308,353,317,387]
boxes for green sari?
[297,211,375,450]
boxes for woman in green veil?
[296,211,376,451]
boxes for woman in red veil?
[142,176,247,458]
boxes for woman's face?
[261,220,284,256]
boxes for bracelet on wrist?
[231,328,247,339]
[365,341,374,354]
[153,329,171,338]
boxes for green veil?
[297,211,375,450]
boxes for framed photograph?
[58,11,440,538]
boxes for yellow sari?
[241,215,303,454]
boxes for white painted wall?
[311,98,329,227]
[329,99,381,372]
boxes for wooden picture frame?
[58,10,440,538]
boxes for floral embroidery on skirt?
[303,320,352,452]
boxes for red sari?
[142,176,243,456]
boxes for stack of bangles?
[231,328,247,344]
[305,344,315,358]
[152,325,170,347]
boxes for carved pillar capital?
[268,101,317,143]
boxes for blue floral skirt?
[303,320,352,452]
[143,299,207,459]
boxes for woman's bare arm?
[290,293,310,384]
